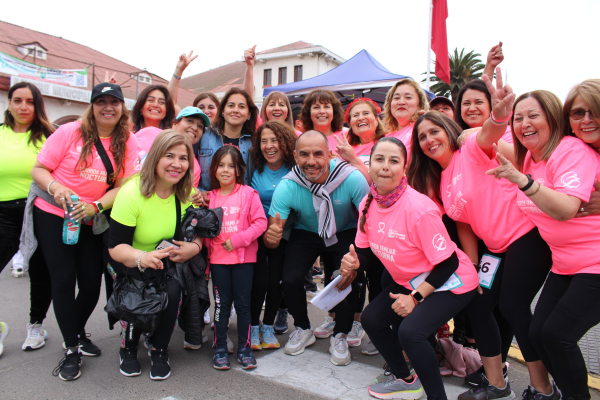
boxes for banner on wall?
[0,50,88,87]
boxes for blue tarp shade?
[263,49,434,108]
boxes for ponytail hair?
[359,192,374,233]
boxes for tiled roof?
[0,20,198,107]
[180,61,246,94]
[257,41,315,55]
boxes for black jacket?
[175,206,223,345]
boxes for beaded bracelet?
[137,251,147,272]
[47,180,58,195]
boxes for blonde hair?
[564,79,600,141]
[260,91,294,128]
[139,129,194,201]
[384,79,430,132]
[510,91,564,172]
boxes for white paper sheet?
[310,275,352,312]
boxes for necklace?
[269,167,283,188]
[156,193,173,205]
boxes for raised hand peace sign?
[334,133,358,163]
[482,67,515,123]
[176,51,198,72]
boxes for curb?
[508,344,600,392]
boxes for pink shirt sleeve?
[410,211,458,266]
[122,134,141,178]
[193,158,201,188]
[229,190,268,250]
[36,123,73,170]
[354,197,370,248]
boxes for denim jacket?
[196,127,254,191]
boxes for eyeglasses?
[569,109,597,120]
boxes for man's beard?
[301,164,328,182]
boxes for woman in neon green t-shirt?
[0,82,54,353]
[108,130,201,380]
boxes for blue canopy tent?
[263,49,434,109]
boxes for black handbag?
[105,198,182,332]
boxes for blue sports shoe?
[260,324,280,349]
[237,347,257,370]
[213,348,230,370]
[250,325,262,350]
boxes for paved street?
[1,264,599,400]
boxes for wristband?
[173,73,181,80]
[490,110,512,124]
[526,182,542,197]
[519,174,535,192]
[192,241,201,254]
[91,202,99,214]
[47,180,58,195]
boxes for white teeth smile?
[430,144,440,151]
[358,123,367,127]
[582,128,597,132]
[523,131,537,137]
[468,114,479,117]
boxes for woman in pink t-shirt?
[563,79,600,218]
[30,83,139,381]
[409,72,557,399]
[130,85,176,133]
[488,90,600,400]
[384,79,430,159]
[339,137,478,400]
[204,146,267,371]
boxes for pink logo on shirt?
[559,171,581,189]
[432,234,447,251]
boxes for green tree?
[421,48,485,103]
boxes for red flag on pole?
[431,0,450,85]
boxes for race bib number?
[410,271,463,292]
[478,253,501,289]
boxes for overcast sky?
[3,0,598,101]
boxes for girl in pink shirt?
[488,90,600,400]
[339,137,478,400]
[409,71,556,399]
[204,146,267,371]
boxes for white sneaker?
[284,328,316,356]
[0,322,9,356]
[204,309,211,325]
[313,316,335,338]
[347,321,365,347]
[11,267,24,278]
[22,323,47,351]
[183,340,201,350]
[329,333,351,366]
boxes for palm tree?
[421,48,485,103]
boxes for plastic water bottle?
[62,194,80,245]
[184,218,198,242]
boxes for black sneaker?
[52,348,83,381]
[78,332,101,356]
[150,348,171,380]
[459,376,516,400]
[273,309,289,335]
[466,364,509,386]
[237,347,257,369]
[213,348,231,370]
[522,383,561,400]
[119,347,141,377]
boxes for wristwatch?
[411,290,424,303]
[519,174,535,192]
[92,201,104,214]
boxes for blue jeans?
[211,263,254,352]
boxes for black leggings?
[250,236,286,326]
[363,279,475,400]
[282,229,361,335]
[122,277,182,349]
[212,263,253,351]
[529,272,600,400]
[33,207,104,347]
[498,227,552,362]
